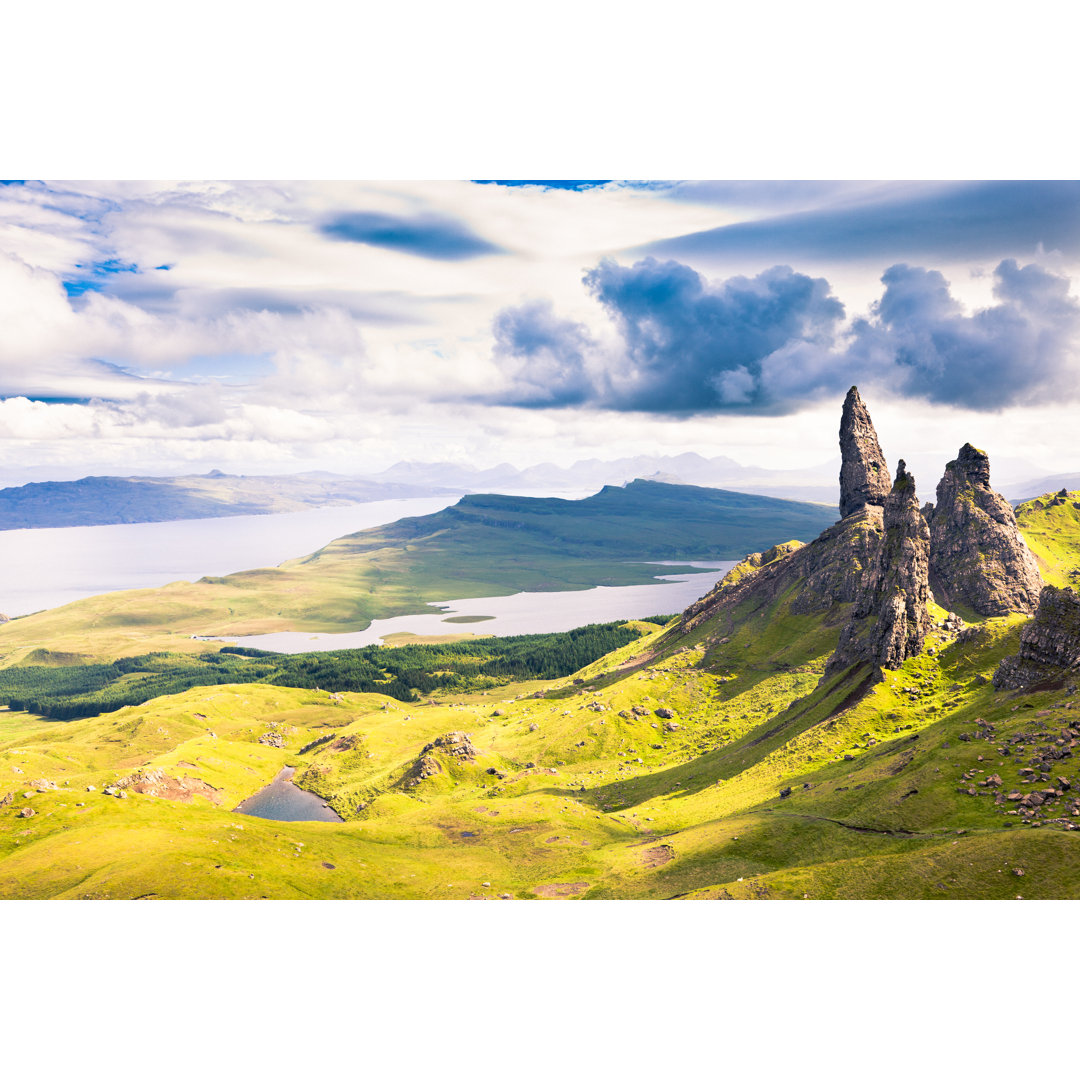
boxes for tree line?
[0,618,669,720]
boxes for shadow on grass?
[540,663,878,814]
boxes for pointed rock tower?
[927,443,1042,616]
[839,386,892,519]
[827,460,932,673]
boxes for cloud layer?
[2,180,1080,480]
[487,256,1080,415]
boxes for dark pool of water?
[234,766,343,822]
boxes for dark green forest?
[0,619,668,720]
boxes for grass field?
[1,486,1076,899]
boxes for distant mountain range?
[0,471,458,530]
[0,450,1069,530]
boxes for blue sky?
[1,179,1079,480]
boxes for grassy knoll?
[0,480,830,664]
[1016,489,1080,587]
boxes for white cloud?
[1,180,1079,482]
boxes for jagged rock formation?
[927,443,1042,616]
[676,390,1043,691]
[678,508,885,638]
[838,386,892,519]
[994,586,1080,689]
[826,460,932,674]
[680,393,911,655]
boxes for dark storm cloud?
[486,259,847,413]
[485,257,1080,415]
[638,181,1080,264]
[582,257,845,412]
[320,210,503,260]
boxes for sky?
[2,178,1080,486]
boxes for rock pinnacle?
[838,386,891,519]
[928,443,1043,616]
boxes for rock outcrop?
[994,586,1080,689]
[927,443,1042,616]
[113,767,221,803]
[675,389,1041,690]
[826,460,932,673]
[839,386,892,519]
[403,731,477,788]
[677,506,885,638]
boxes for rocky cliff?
[927,443,1042,616]
[678,393,925,678]
[994,585,1080,689]
[676,388,1044,685]
[826,460,932,673]
[838,386,892,519]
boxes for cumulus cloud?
[489,299,594,406]
[485,257,1080,415]
[487,258,846,413]
[846,259,1080,409]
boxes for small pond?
[234,766,343,822]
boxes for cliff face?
[838,386,892,520]
[679,394,929,679]
[678,506,884,638]
[994,586,1080,689]
[826,460,932,673]
[676,387,1046,686]
[928,443,1043,616]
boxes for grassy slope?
[2,488,1077,900]
[1015,489,1080,587]
[0,481,834,663]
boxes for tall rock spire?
[927,443,1043,616]
[826,459,932,674]
[838,386,892,519]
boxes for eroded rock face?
[826,460,932,673]
[838,385,891,519]
[929,443,1042,616]
[677,506,885,637]
[994,586,1080,689]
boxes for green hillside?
[1015,489,1080,587]
[4,474,1080,900]
[0,481,835,663]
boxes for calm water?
[0,497,453,616]
[220,562,735,653]
[234,766,344,822]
